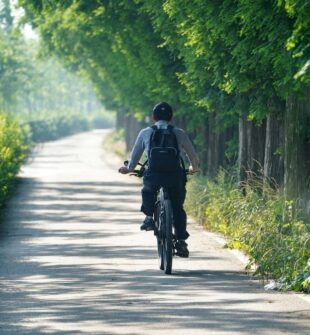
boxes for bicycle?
[127,161,191,275]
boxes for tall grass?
[185,170,310,292]
[102,129,127,159]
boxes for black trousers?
[141,169,189,240]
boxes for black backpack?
[148,125,180,172]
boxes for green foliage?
[0,113,28,206]
[19,1,193,116]
[0,30,30,112]
[186,171,310,292]
[18,0,310,169]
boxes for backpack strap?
[168,125,186,174]
[167,125,180,156]
[148,125,158,159]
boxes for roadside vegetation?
[0,108,114,209]
[102,129,127,160]
[0,114,27,207]
[186,172,310,292]
[0,2,115,210]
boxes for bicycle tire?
[162,199,173,274]
[154,202,164,270]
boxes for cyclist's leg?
[168,173,189,240]
[141,173,160,217]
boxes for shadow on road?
[0,177,309,334]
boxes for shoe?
[175,239,189,258]
[140,217,155,231]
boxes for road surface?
[0,130,309,335]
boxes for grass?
[102,128,127,159]
[185,170,310,293]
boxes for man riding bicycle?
[119,102,199,257]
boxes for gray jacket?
[128,120,199,171]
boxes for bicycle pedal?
[175,251,189,258]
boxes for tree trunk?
[263,113,284,187]
[223,125,238,167]
[124,113,141,152]
[116,110,125,129]
[247,119,266,177]
[284,92,310,218]
[193,122,208,174]
[207,113,220,178]
[238,114,248,184]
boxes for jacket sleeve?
[127,130,145,171]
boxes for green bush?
[0,113,28,206]
[28,114,90,142]
[28,111,115,142]
[0,110,114,209]
[185,171,310,293]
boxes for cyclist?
[118,102,199,257]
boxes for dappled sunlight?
[0,132,309,335]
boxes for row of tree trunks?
[237,91,309,220]
[118,96,309,221]
[238,114,283,186]
[238,114,284,187]
[206,113,233,178]
[238,114,266,183]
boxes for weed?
[185,169,310,293]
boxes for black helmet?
[152,102,173,121]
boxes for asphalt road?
[0,130,309,335]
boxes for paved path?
[0,130,309,335]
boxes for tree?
[18,0,310,214]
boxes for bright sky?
[11,0,38,39]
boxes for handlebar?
[129,168,196,178]
[124,160,143,167]
[124,161,198,178]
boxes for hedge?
[0,113,28,207]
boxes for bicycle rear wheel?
[162,199,173,274]
[154,202,164,270]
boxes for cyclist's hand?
[118,166,130,174]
